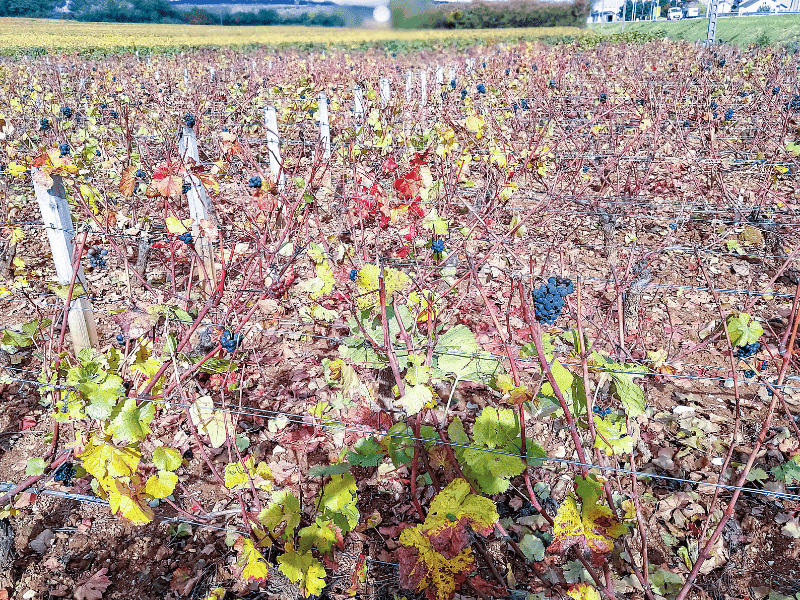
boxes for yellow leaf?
[145,470,178,499]
[567,583,601,600]
[165,216,193,235]
[547,495,625,558]
[104,477,153,524]
[234,537,269,581]
[79,437,141,480]
[120,165,136,197]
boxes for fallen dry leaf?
[73,568,112,600]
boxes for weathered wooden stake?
[264,105,284,188]
[318,92,331,161]
[179,127,217,296]
[420,71,427,107]
[436,66,444,85]
[405,71,412,101]
[32,173,98,352]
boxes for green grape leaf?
[277,546,327,598]
[425,478,498,538]
[726,312,764,347]
[434,324,501,383]
[591,354,647,417]
[539,359,587,418]
[145,470,178,499]
[259,490,302,539]
[82,374,124,420]
[320,473,357,513]
[25,457,46,476]
[649,568,684,596]
[519,534,546,562]
[106,398,154,443]
[298,518,338,553]
[152,447,182,472]
[347,437,384,467]
[593,415,634,456]
[472,407,519,449]
[397,383,433,416]
[772,454,800,485]
[464,448,524,494]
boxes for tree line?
[0,0,346,26]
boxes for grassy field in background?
[0,18,582,54]
[593,14,800,46]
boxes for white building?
[736,0,791,12]
[587,0,626,22]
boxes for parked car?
[668,6,684,19]
[685,6,700,17]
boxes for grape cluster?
[683,120,691,128]
[184,113,196,128]
[182,182,191,195]
[773,87,780,95]
[520,99,529,110]
[532,276,574,325]
[248,175,262,189]
[719,59,726,67]
[136,169,146,179]
[744,369,756,379]
[116,333,125,345]
[593,405,612,417]
[59,143,70,157]
[432,239,445,254]
[599,93,607,104]
[548,80,556,88]
[450,79,456,89]
[53,462,76,487]
[713,111,719,119]
[724,108,735,121]
[785,95,800,112]
[88,246,107,268]
[734,341,761,359]
[220,330,241,353]
[349,268,357,282]
[178,232,192,244]
[532,65,538,72]
[505,68,510,76]
[477,83,486,94]
[60,106,72,118]
[40,118,50,131]
[460,89,468,100]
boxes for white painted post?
[449,67,456,86]
[380,77,390,106]
[179,127,217,295]
[466,59,474,73]
[32,173,98,352]
[405,71,412,101]
[264,105,284,188]
[135,50,139,60]
[184,69,189,86]
[353,86,364,118]
[209,67,215,82]
[318,92,331,161]
[420,71,427,107]
[155,70,160,81]
[268,60,273,70]
[436,66,444,85]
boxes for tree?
[0,0,61,17]
[183,7,215,25]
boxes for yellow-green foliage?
[0,18,583,54]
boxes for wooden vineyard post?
[183,69,189,87]
[420,71,427,108]
[32,173,98,352]
[435,66,444,85]
[380,77,391,106]
[264,105,284,189]
[318,91,331,161]
[179,126,217,296]
[449,67,456,87]
[405,71,412,101]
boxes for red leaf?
[381,155,399,174]
[20,414,37,430]
[73,568,112,600]
[393,167,421,202]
